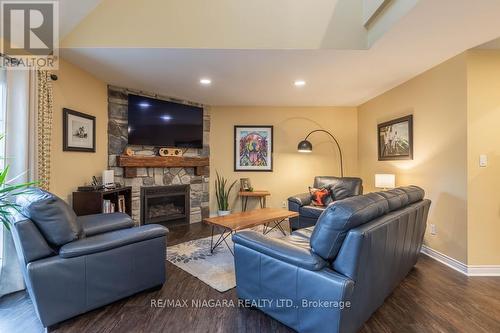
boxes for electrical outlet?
[430,224,437,235]
[282,201,287,208]
[480,154,488,167]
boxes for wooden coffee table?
[203,208,299,255]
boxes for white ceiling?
[60,0,500,106]
[59,0,103,37]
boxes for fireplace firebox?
[141,185,190,226]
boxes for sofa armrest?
[232,230,326,271]
[288,192,312,207]
[79,212,134,237]
[59,225,168,258]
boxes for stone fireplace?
[107,85,210,224]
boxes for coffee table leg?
[276,220,287,236]
[210,227,234,255]
[222,233,234,256]
[210,225,214,251]
[211,226,225,254]
[263,218,287,236]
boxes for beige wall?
[209,106,358,214]
[466,50,500,265]
[358,55,469,263]
[51,59,108,202]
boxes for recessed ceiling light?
[161,115,172,121]
[294,80,306,87]
[200,78,212,85]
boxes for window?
[0,69,5,169]
[0,68,6,264]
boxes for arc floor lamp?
[297,129,344,177]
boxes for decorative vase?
[218,210,231,216]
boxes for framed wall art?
[63,108,96,152]
[378,115,413,161]
[234,125,273,172]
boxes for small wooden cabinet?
[72,187,132,216]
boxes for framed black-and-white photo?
[240,178,252,191]
[378,115,413,161]
[234,125,273,172]
[63,108,96,152]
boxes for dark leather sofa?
[233,186,430,333]
[288,176,363,230]
[9,188,168,329]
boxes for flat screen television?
[127,94,203,148]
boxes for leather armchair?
[234,186,430,333]
[9,188,168,329]
[288,176,363,230]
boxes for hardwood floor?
[1,222,500,333]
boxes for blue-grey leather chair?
[234,186,430,333]
[288,176,363,230]
[9,188,168,329]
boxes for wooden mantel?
[117,155,209,178]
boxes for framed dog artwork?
[234,125,273,172]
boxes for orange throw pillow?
[309,187,332,206]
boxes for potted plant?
[215,171,237,216]
[0,135,33,229]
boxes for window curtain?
[36,70,53,190]
[0,68,54,297]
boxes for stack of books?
[118,195,126,213]
[102,200,115,213]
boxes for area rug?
[166,225,287,292]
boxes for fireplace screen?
[141,185,190,226]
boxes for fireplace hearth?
[141,185,190,226]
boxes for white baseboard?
[421,245,500,277]
[420,245,468,275]
[467,265,500,276]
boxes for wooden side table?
[238,191,271,211]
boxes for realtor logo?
[1,1,59,69]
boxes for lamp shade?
[297,140,313,153]
[375,174,395,189]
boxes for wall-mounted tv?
[127,94,203,148]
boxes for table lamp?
[375,174,395,190]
